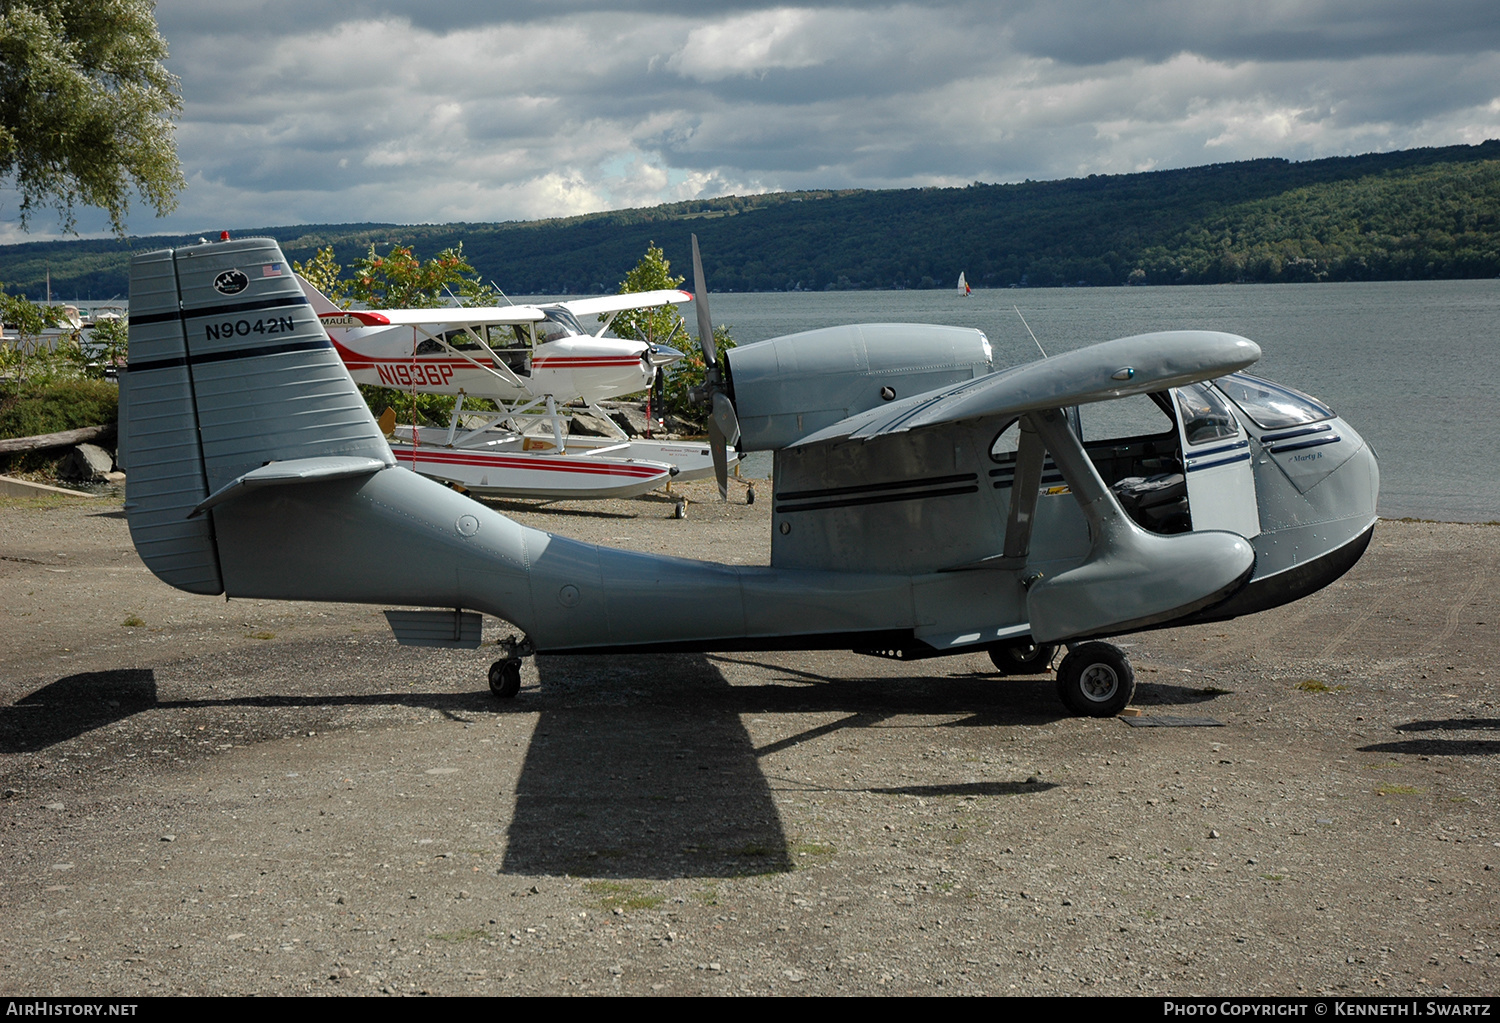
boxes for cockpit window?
[537,309,585,343]
[1174,383,1241,445]
[1215,373,1334,430]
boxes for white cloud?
[666,8,825,80]
[4,1,1498,241]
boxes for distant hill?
[3,141,1498,300]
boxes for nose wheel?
[1055,641,1135,717]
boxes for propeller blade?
[708,415,729,501]
[711,390,741,448]
[690,233,717,368]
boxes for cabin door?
[1173,383,1261,538]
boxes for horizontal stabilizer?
[189,456,391,517]
[794,331,1260,446]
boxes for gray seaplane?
[119,236,1377,716]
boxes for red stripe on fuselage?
[394,449,666,479]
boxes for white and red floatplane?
[301,276,738,499]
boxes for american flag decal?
[261,263,283,278]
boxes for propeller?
[689,233,740,500]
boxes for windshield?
[537,309,585,343]
[1215,373,1334,430]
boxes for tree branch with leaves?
[0,0,184,235]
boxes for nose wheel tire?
[489,659,522,699]
[1056,641,1135,717]
[987,639,1058,676]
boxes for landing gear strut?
[987,637,1058,676]
[488,634,534,699]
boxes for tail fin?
[123,238,392,594]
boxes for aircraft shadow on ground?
[0,668,500,753]
[502,653,795,880]
[1358,718,1500,757]
[2,669,159,753]
[499,652,1068,880]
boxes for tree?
[346,242,487,309]
[611,242,734,419]
[290,245,349,306]
[610,242,686,347]
[0,0,183,234]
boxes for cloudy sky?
[5,0,1500,241]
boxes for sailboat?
[958,271,971,296]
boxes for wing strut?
[1000,418,1046,567]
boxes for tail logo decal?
[213,269,249,295]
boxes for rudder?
[123,237,392,595]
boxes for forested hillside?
[4,141,1498,299]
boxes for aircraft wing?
[322,305,548,328]
[794,330,1260,446]
[554,289,693,317]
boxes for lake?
[690,280,1500,523]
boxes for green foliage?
[611,243,735,419]
[0,377,117,437]
[1,287,125,383]
[345,242,488,310]
[0,0,183,234]
[10,142,1500,298]
[291,245,350,306]
[610,242,686,346]
[358,384,468,429]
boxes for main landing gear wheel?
[1056,641,1135,717]
[488,659,522,699]
[987,638,1058,676]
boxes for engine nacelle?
[725,323,994,451]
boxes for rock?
[60,443,114,481]
[568,413,617,438]
[601,404,651,437]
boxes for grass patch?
[121,615,145,628]
[1261,874,1286,882]
[1196,685,1234,696]
[432,928,491,943]
[735,843,778,858]
[582,880,663,912]
[247,631,275,640]
[1295,679,1345,693]
[1364,761,1402,770]
[1375,784,1424,796]
[790,841,836,859]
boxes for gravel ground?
[0,484,1496,997]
